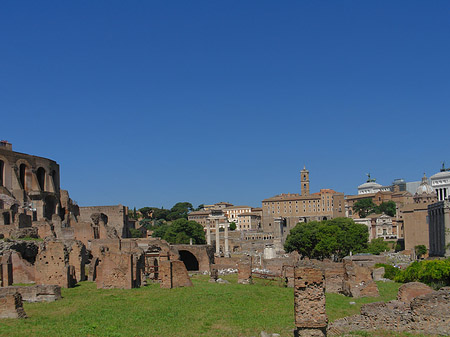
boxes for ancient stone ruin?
[328,283,450,336]
[0,292,27,319]
[238,256,253,284]
[294,267,327,337]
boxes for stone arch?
[37,167,46,191]
[179,250,199,271]
[16,159,32,191]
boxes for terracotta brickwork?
[159,260,193,289]
[294,267,327,337]
[341,257,379,298]
[0,293,27,319]
[34,241,76,288]
[238,257,252,284]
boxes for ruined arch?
[179,250,199,271]
[19,163,26,189]
[37,167,46,191]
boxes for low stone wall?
[329,285,450,336]
[0,285,61,303]
[0,293,27,319]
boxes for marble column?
[224,221,230,257]
[206,219,211,245]
[215,218,220,255]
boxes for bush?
[375,263,400,280]
[366,238,389,255]
[394,259,450,289]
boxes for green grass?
[0,277,426,337]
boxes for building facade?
[261,167,345,238]
[428,200,450,257]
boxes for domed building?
[414,174,437,204]
[357,174,391,195]
[430,163,450,201]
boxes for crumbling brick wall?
[329,285,450,336]
[0,293,27,319]
[294,267,327,337]
[341,257,379,298]
[160,260,193,289]
[34,240,76,288]
[238,257,252,284]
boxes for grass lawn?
[0,276,428,337]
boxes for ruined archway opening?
[19,164,26,189]
[37,167,45,191]
[179,250,199,271]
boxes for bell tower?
[301,166,310,196]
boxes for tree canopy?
[151,218,206,245]
[284,217,369,260]
[353,199,397,218]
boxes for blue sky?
[1,1,449,209]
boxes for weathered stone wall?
[95,252,134,289]
[10,250,35,284]
[159,260,192,289]
[34,240,76,288]
[0,293,27,319]
[171,244,214,273]
[0,285,61,302]
[341,257,379,298]
[238,257,252,284]
[329,286,450,336]
[294,267,327,337]
[78,205,129,238]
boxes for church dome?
[415,174,433,195]
[430,170,450,180]
[358,181,382,190]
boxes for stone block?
[0,293,27,319]
[397,282,434,304]
[0,285,61,302]
[294,267,327,331]
[238,257,252,284]
[372,267,385,281]
[159,260,192,289]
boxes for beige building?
[262,167,345,237]
[237,211,261,231]
[402,174,437,251]
[355,213,400,241]
[223,205,252,226]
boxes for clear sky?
[1,1,449,209]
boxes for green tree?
[167,202,194,221]
[129,228,142,238]
[161,218,206,244]
[229,222,236,231]
[366,237,389,255]
[376,201,397,217]
[195,204,205,211]
[152,223,169,239]
[415,245,427,259]
[353,198,377,218]
[284,218,368,260]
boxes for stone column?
[206,219,211,245]
[294,267,327,337]
[215,218,220,255]
[224,222,230,257]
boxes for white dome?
[430,170,450,180]
[358,181,382,190]
[416,174,434,195]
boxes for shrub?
[375,263,400,280]
[394,259,450,289]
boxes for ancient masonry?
[0,292,27,319]
[294,267,328,337]
[328,283,450,336]
[237,256,252,284]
